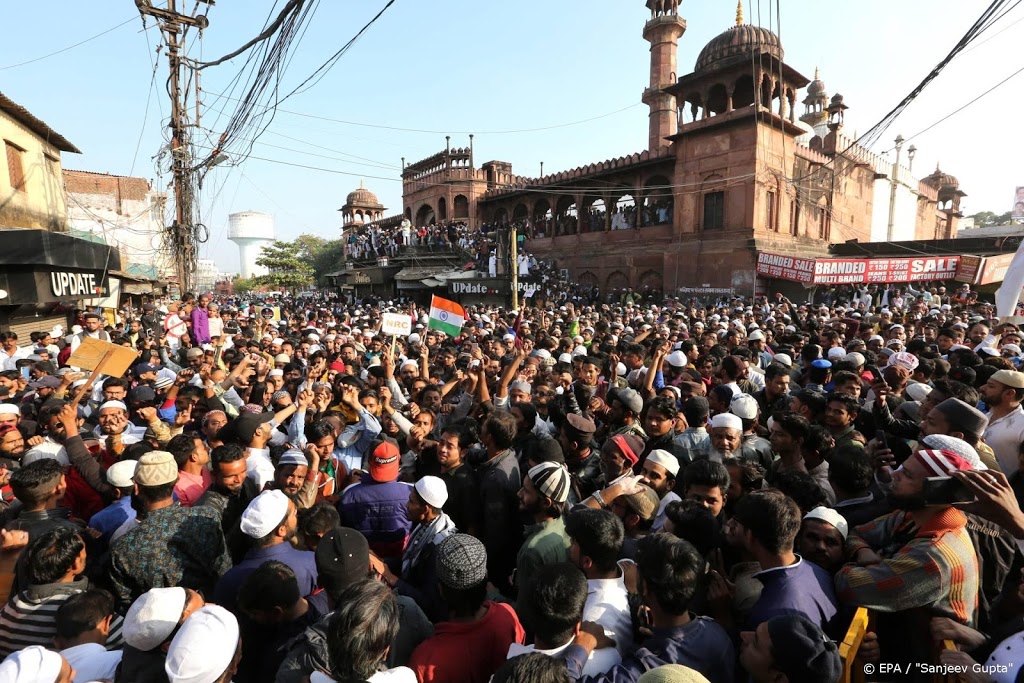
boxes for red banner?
[757,252,962,285]
[756,252,815,283]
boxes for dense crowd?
[344,221,475,261]
[0,283,1022,682]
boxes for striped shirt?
[0,578,123,658]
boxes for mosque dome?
[695,20,784,73]
[345,181,382,208]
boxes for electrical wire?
[0,17,137,70]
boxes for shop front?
[0,229,119,336]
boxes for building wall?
[63,170,171,278]
[0,111,68,231]
[194,259,219,293]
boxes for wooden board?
[67,338,139,378]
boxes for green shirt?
[515,515,570,595]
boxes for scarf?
[402,512,457,578]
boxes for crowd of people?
[0,282,1022,682]
[344,221,477,261]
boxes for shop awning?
[0,229,122,306]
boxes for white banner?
[381,312,413,337]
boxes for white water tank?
[228,211,276,279]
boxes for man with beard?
[557,414,601,503]
[515,462,572,597]
[213,489,317,612]
[605,388,646,440]
[835,448,979,664]
[730,395,773,469]
[797,506,848,576]
[0,423,25,469]
[197,443,261,563]
[639,449,680,532]
[597,434,644,489]
[979,369,1024,474]
[110,451,231,612]
[696,412,744,463]
[270,449,319,509]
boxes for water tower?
[228,211,276,279]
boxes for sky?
[3,0,1023,274]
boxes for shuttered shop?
[7,315,67,341]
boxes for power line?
[0,17,138,70]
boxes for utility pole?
[887,134,904,242]
[510,224,519,310]
[137,0,212,294]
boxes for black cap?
[315,527,369,594]
[129,386,157,403]
[235,410,274,444]
[143,303,155,312]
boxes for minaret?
[642,0,687,150]
[801,67,829,135]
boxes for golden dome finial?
[359,179,365,189]
[814,66,819,80]
[736,0,744,25]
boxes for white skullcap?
[106,459,137,488]
[99,400,128,412]
[711,413,743,432]
[888,351,919,372]
[729,394,758,420]
[415,475,448,509]
[920,434,985,471]
[165,605,239,683]
[407,333,421,344]
[827,347,846,360]
[905,382,932,403]
[804,506,849,540]
[400,360,419,370]
[271,338,284,345]
[124,587,188,651]
[773,353,793,368]
[0,404,20,416]
[558,353,573,364]
[645,449,680,477]
[748,330,765,342]
[666,350,688,367]
[0,645,63,682]
[307,333,320,342]
[268,369,284,378]
[239,490,290,539]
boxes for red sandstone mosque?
[351,0,966,296]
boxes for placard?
[67,338,140,378]
[755,252,815,284]
[381,312,413,337]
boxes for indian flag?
[428,295,466,337]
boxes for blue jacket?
[213,542,318,612]
[746,556,840,635]
[338,479,413,559]
[564,616,735,683]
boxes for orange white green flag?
[427,295,466,337]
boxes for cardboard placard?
[67,338,140,378]
[381,312,413,337]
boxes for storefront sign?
[978,253,1015,286]
[755,253,815,283]
[813,259,866,285]
[450,281,503,296]
[955,255,983,284]
[678,287,736,295]
[864,256,960,283]
[50,271,103,298]
[758,251,963,285]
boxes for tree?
[253,240,315,293]
[232,276,258,294]
[970,210,1014,227]
[293,233,345,286]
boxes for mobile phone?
[20,367,30,381]
[923,476,976,505]
[875,430,888,450]
[866,365,882,383]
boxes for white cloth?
[246,447,276,491]
[311,668,417,683]
[584,562,634,656]
[0,345,31,372]
[983,405,1024,474]
[62,642,122,683]
[507,639,621,677]
[652,491,681,532]
[22,439,70,466]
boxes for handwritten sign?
[381,312,413,337]
[67,338,139,378]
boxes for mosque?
[352,1,966,296]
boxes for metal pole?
[511,225,519,310]
[887,134,904,242]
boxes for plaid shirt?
[835,507,978,626]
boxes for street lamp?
[887,135,905,241]
[907,144,917,173]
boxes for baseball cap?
[235,411,274,445]
[368,441,400,482]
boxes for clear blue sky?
[3,0,1021,274]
